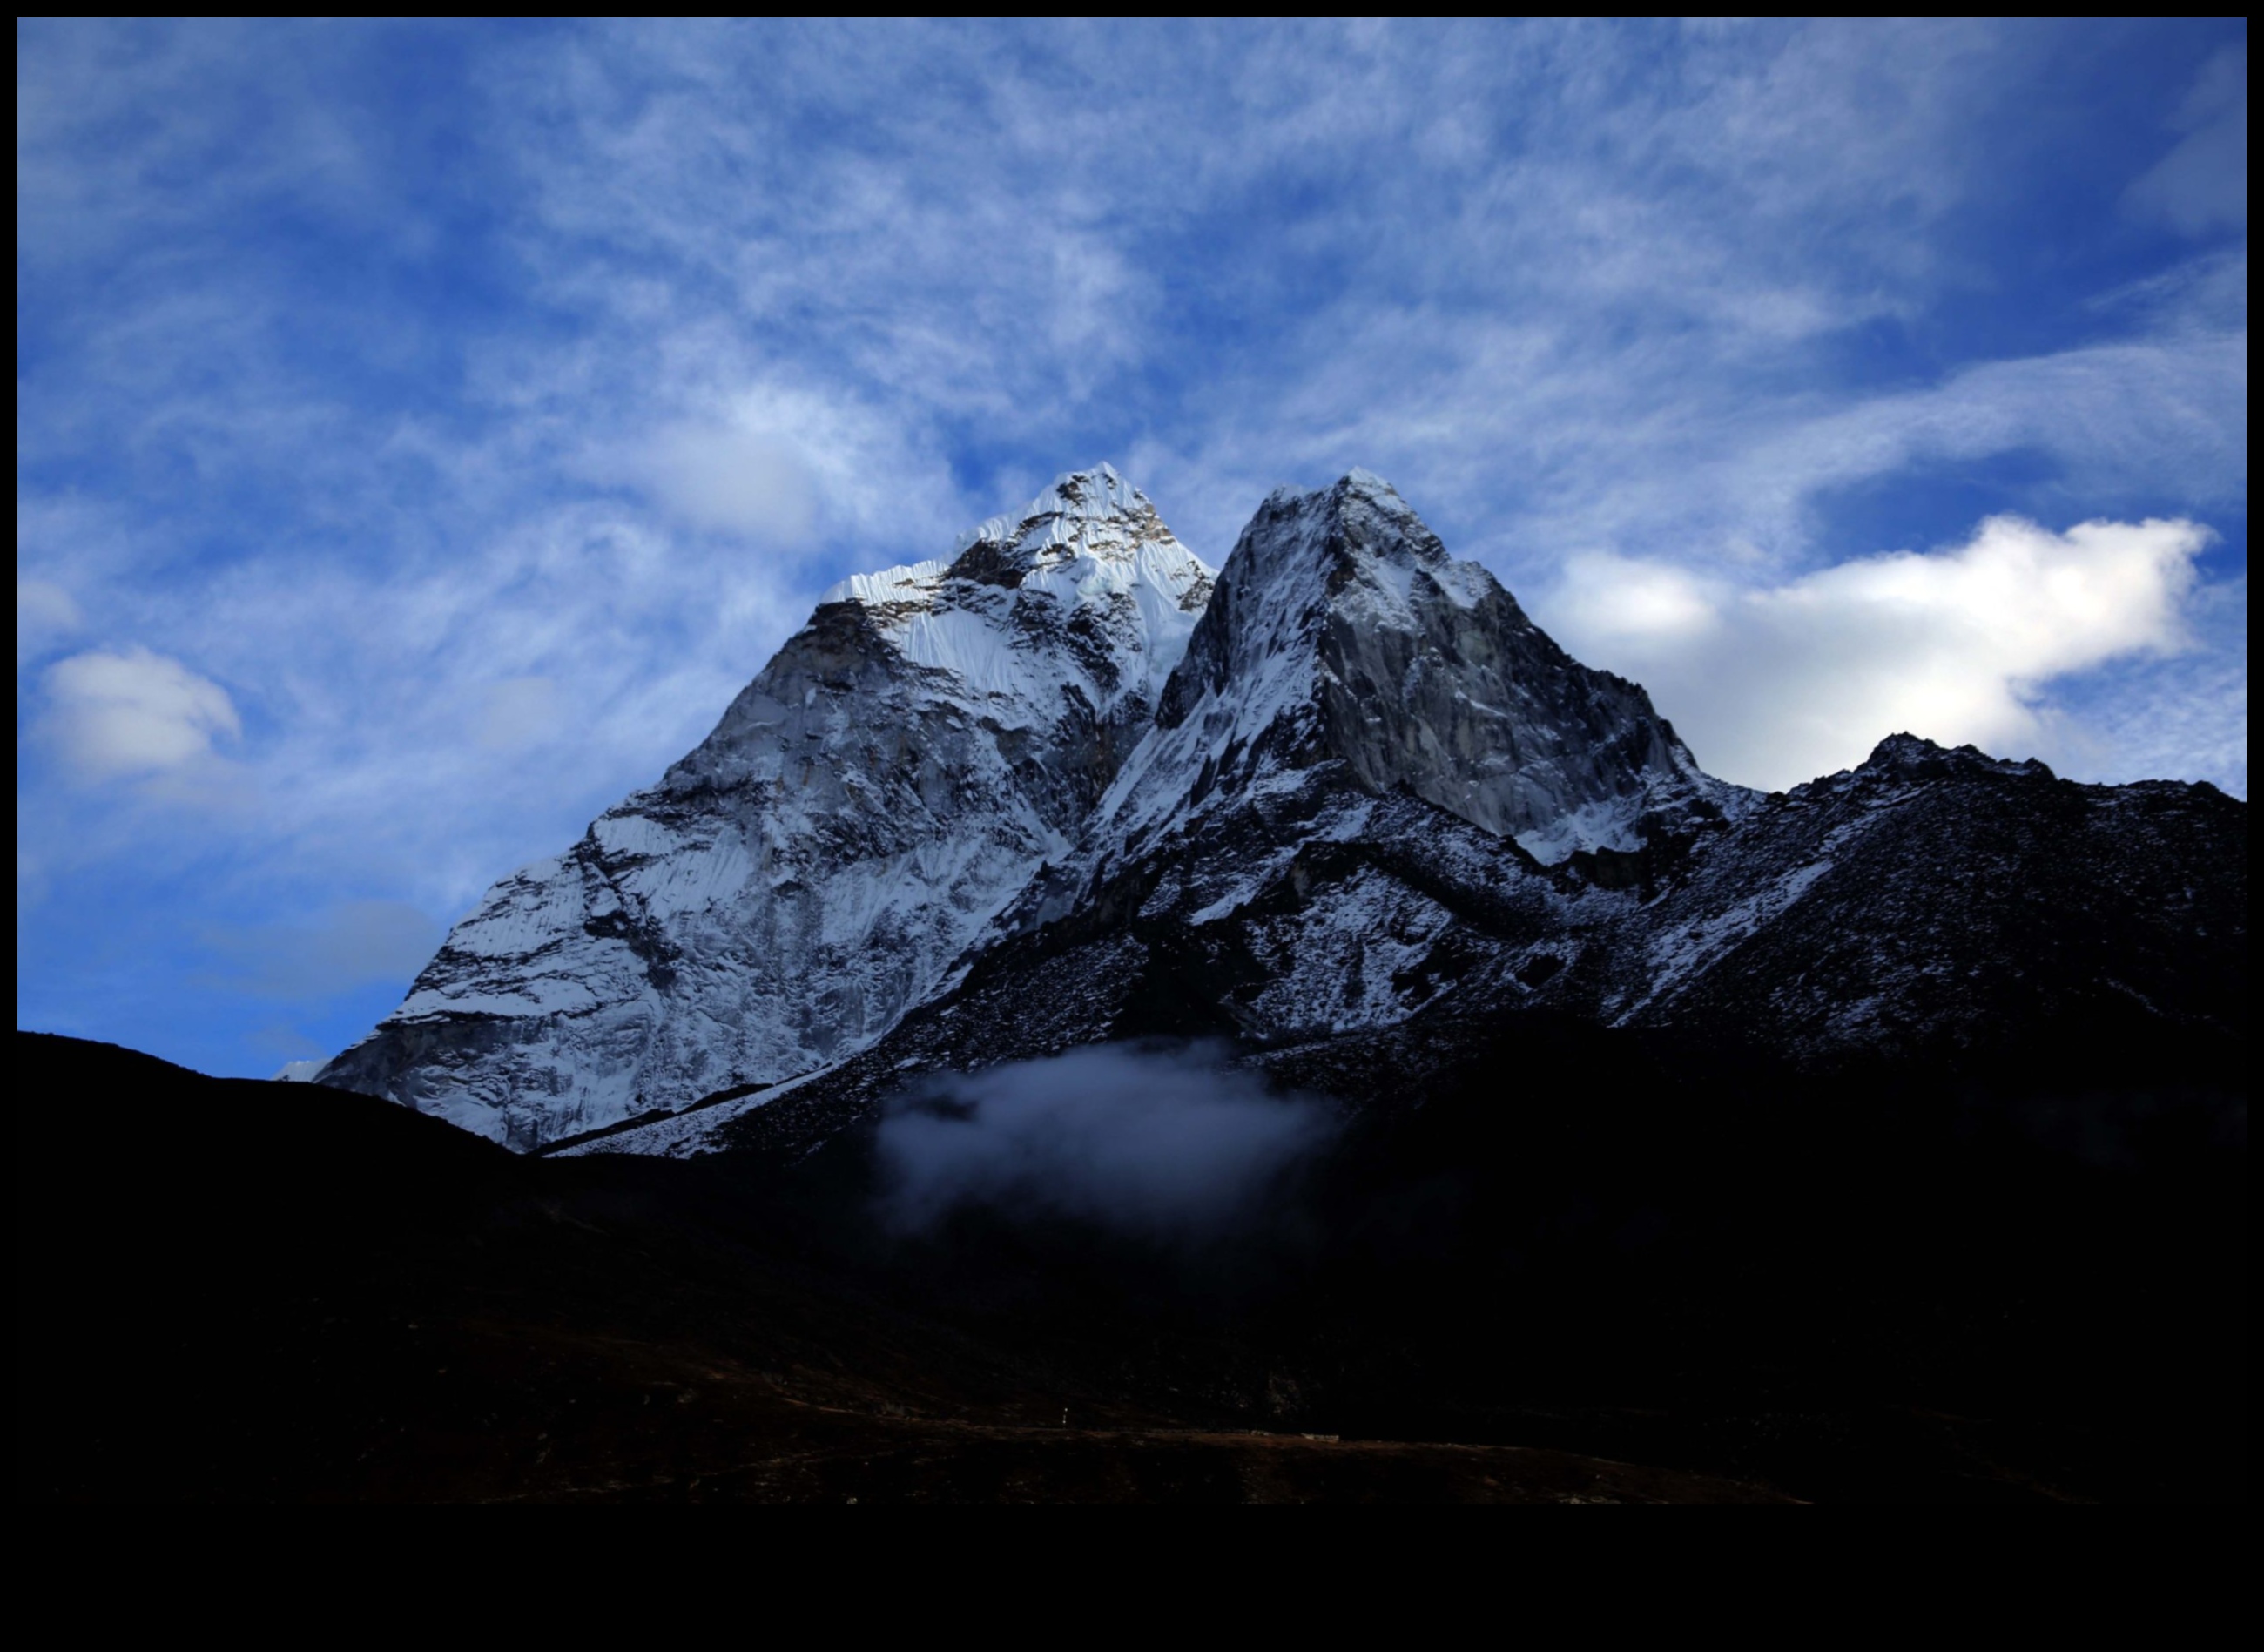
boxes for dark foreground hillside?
[14,1028,2243,1502]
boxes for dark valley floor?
[16,1028,2242,1503]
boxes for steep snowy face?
[318,467,1213,1149]
[819,463,1211,716]
[683,464,1211,838]
[1102,469,1747,866]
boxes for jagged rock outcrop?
[978,469,1749,1037]
[1605,733,2248,1062]
[1006,470,1748,933]
[1140,469,1741,859]
[320,467,1213,1147]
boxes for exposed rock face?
[1007,472,1747,934]
[1606,733,2248,1062]
[1004,471,1749,1012]
[1145,470,1739,860]
[319,468,1213,1148]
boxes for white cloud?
[1741,334,2247,534]
[617,424,819,543]
[17,579,83,668]
[563,372,962,554]
[475,677,561,751]
[40,646,242,782]
[1542,516,2213,792]
[878,1042,1333,1237]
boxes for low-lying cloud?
[1544,514,2215,792]
[875,1043,1335,1239]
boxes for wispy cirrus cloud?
[2126,42,2247,236]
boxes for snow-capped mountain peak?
[814,465,1210,709]
[956,462,1157,556]
[1105,469,1747,865]
[317,469,1215,1148]
[1844,731,2056,785]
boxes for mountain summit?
[320,467,1212,1147]
[1098,469,1745,868]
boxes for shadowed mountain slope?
[320,469,1214,1149]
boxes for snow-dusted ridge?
[819,559,951,607]
[608,727,2243,1164]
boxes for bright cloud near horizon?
[17,20,2247,1078]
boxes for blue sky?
[17,20,2247,1077]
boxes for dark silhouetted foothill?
[16,1013,2244,1502]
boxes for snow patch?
[1516,797,1645,864]
[1628,858,1835,1019]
